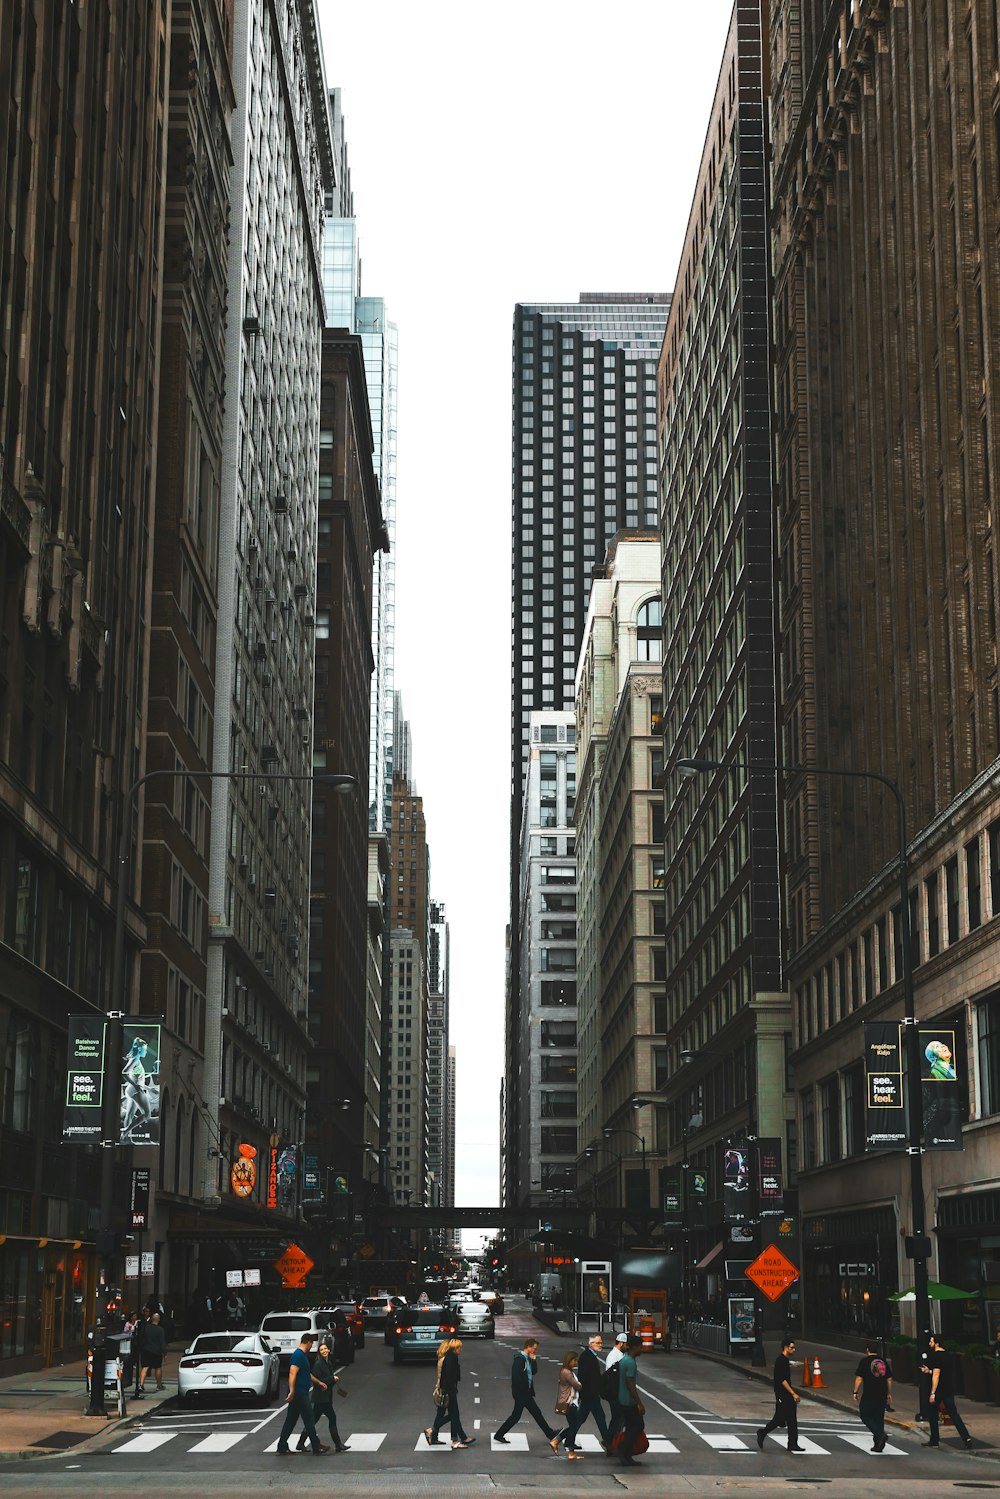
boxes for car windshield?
[261,1314,312,1332]
[191,1335,259,1354]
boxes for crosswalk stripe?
[187,1432,246,1453]
[414,1435,450,1451]
[767,1432,828,1455]
[647,1437,681,1454]
[700,1432,751,1450]
[113,1432,175,1454]
[491,1433,529,1450]
[341,1432,386,1451]
[838,1431,907,1456]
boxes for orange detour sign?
[744,1243,800,1303]
[274,1243,315,1289]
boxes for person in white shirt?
[605,1331,629,1369]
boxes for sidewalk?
[684,1329,1000,1458]
[0,1345,181,1461]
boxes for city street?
[0,1305,989,1498]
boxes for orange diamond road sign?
[274,1243,314,1289]
[745,1243,800,1303]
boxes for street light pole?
[671,756,929,1356]
[97,768,357,1260]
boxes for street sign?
[273,1243,314,1288]
[355,1242,375,1259]
[745,1243,800,1302]
[130,1167,151,1229]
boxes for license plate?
[416,1330,434,1339]
[212,1374,228,1385]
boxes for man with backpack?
[576,1332,611,1444]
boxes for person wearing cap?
[603,1332,630,1446]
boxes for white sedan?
[177,1332,280,1404]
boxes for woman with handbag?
[554,1350,585,1459]
[424,1337,476,1449]
[295,1340,350,1452]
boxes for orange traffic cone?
[801,1351,812,1386]
[811,1355,825,1389]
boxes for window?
[989,819,1000,918]
[843,1065,865,1156]
[945,856,960,943]
[800,1088,816,1169]
[653,1047,668,1090]
[967,837,982,930]
[540,980,576,1006]
[315,610,330,640]
[978,991,1000,1117]
[636,597,663,661]
[820,1077,841,1163]
[13,855,40,964]
[926,870,940,957]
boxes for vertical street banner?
[120,1022,162,1146]
[864,1021,906,1149]
[330,1170,350,1226]
[130,1167,151,1229]
[755,1138,784,1218]
[689,1166,708,1225]
[723,1144,751,1224]
[63,1015,107,1141]
[276,1145,298,1211]
[920,1025,963,1150]
[662,1177,684,1228]
[302,1154,322,1204]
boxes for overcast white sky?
[316,0,735,1246]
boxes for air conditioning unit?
[239,854,250,870]
[273,493,288,514]
[261,673,272,687]
[264,887,277,903]
[294,705,309,721]
[242,316,260,336]
[255,949,266,962]
[287,543,297,562]
[294,584,309,600]
[247,876,256,890]
[254,641,267,661]
[262,744,278,762]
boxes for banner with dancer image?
[920,1025,963,1150]
[119,1023,161,1147]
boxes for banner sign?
[865,1022,964,1150]
[276,1146,298,1212]
[231,1142,257,1198]
[728,1295,756,1344]
[864,1022,905,1149]
[130,1168,151,1230]
[689,1167,708,1225]
[302,1154,322,1203]
[63,1015,107,1141]
[755,1138,784,1218]
[920,1026,963,1150]
[723,1145,751,1224]
[662,1178,684,1228]
[267,1147,279,1210]
[120,1023,161,1147]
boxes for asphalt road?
[2,1300,989,1497]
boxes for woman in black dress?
[425,1337,476,1449]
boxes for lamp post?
[97,768,357,1259]
[670,755,929,1361]
[602,1125,647,1173]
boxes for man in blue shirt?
[615,1336,646,1467]
[275,1334,330,1455]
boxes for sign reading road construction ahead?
[274,1243,314,1289]
[744,1243,800,1303]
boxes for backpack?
[600,1363,620,1402]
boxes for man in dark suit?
[576,1332,611,1442]
[493,1338,561,1448]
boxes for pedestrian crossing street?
[109,1421,909,1460]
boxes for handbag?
[554,1396,571,1415]
[432,1384,448,1408]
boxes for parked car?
[321,1301,366,1350]
[259,1309,335,1367]
[361,1294,406,1331]
[451,1300,494,1339]
[478,1289,505,1316]
[313,1307,356,1365]
[392,1306,458,1364]
[178,1332,279,1404]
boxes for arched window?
[636,597,663,662]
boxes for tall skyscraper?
[656,0,788,1266]
[770,0,1000,1335]
[321,90,397,837]
[426,901,450,1210]
[505,294,670,1206]
[202,0,335,1214]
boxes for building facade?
[657,0,792,1265]
[505,294,671,1206]
[0,0,169,1369]
[575,533,665,1220]
[516,710,579,1208]
[388,927,427,1206]
[201,0,334,1244]
[770,0,1000,1335]
[426,900,451,1212]
[307,329,385,1212]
